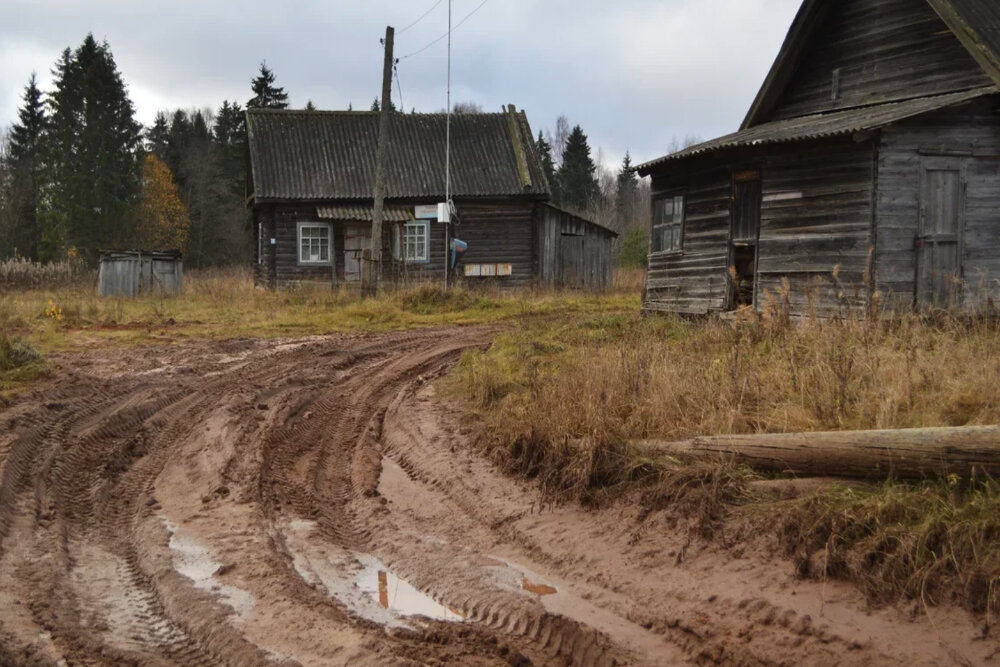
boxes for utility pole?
[444,0,452,289]
[366,25,394,297]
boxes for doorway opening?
[730,169,761,309]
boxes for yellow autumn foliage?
[135,154,190,251]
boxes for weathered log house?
[246,106,615,289]
[638,0,1000,315]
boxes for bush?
[0,330,42,372]
[617,227,648,269]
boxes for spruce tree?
[214,100,247,197]
[556,125,598,212]
[305,100,316,111]
[536,130,560,205]
[145,112,170,159]
[615,151,638,224]
[247,62,289,109]
[7,73,46,259]
[43,35,142,261]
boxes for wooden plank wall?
[876,97,1000,307]
[452,199,536,288]
[757,140,875,315]
[645,166,731,314]
[535,206,614,289]
[769,0,991,122]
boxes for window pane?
[673,196,685,223]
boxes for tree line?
[0,34,294,267]
[535,117,653,267]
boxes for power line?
[393,63,404,111]
[398,0,445,34]
[399,0,491,60]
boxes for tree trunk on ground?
[639,425,1000,480]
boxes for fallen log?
[639,425,1000,480]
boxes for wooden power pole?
[365,26,395,297]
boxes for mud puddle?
[356,555,466,622]
[163,519,254,623]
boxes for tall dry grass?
[0,257,90,290]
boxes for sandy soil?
[0,327,994,666]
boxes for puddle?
[163,520,254,623]
[487,556,560,599]
[521,577,558,596]
[356,555,465,622]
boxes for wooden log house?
[246,105,616,290]
[638,0,1000,315]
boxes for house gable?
[743,0,997,128]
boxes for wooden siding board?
[770,0,992,121]
[876,96,1000,306]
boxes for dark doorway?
[730,170,762,308]
[916,157,966,307]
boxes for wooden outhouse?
[97,250,183,297]
[246,106,616,290]
[638,0,1000,315]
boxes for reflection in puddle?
[356,556,465,622]
[522,577,558,596]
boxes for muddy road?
[0,328,990,665]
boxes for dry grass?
[0,256,90,290]
[443,298,1000,614]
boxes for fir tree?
[536,130,560,204]
[371,97,380,112]
[615,151,637,224]
[305,100,316,111]
[43,35,142,261]
[556,125,598,211]
[247,62,289,109]
[6,73,47,259]
[214,100,247,197]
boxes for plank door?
[343,224,369,282]
[917,158,966,307]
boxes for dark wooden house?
[247,106,615,289]
[638,0,1000,315]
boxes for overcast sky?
[0,0,800,168]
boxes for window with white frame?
[399,221,430,262]
[298,223,331,264]
[652,195,685,253]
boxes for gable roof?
[637,86,996,173]
[247,107,549,202]
[741,0,1000,130]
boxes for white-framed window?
[298,222,331,265]
[652,195,685,253]
[399,220,430,263]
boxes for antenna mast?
[444,0,452,288]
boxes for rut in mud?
[0,328,991,666]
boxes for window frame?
[297,222,333,266]
[397,220,431,264]
[651,194,686,255]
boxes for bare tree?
[552,115,570,166]
[666,134,704,154]
[452,101,483,113]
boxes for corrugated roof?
[316,205,412,222]
[638,87,997,173]
[540,202,619,236]
[247,109,549,201]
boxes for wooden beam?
[640,425,1000,480]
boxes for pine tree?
[615,151,638,224]
[536,131,560,205]
[6,73,46,259]
[556,125,598,212]
[43,35,142,261]
[247,62,289,109]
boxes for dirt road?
[0,328,991,665]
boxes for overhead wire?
[398,0,491,60]
[398,0,445,34]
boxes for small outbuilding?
[638,0,1000,316]
[98,250,183,297]
[246,106,616,290]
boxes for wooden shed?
[97,250,183,297]
[246,106,616,290]
[638,0,1000,316]
[536,203,616,289]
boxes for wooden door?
[730,170,762,308]
[917,159,965,307]
[344,224,369,282]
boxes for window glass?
[299,224,330,264]
[401,221,429,262]
[652,195,685,253]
